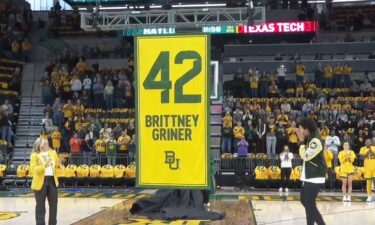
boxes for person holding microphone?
[30,138,60,225]
[296,118,326,225]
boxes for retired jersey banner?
[135,35,210,189]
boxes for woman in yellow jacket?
[338,142,356,202]
[30,138,60,225]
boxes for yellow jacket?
[30,150,59,191]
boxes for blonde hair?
[32,138,49,154]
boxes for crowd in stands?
[0,0,32,62]
[0,0,29,152]
[40,48,136,166]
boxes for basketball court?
[0,188,374,225]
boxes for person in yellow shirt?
[338,142,356,202]
[95,134,107,155]
[342,63,352,88]
[323,144,335,191]
[323,64,333,88]
[295,62,305,85]
[62,100,74,119]
[359,139,375,202]
[21,38,31,62]
[249,73,259,97]
[287,121,298,153]
[320,126,330,142]
[333,62,343,89]
[118,130,131,153]
[233,121,245,151]
[222,111,232,127]
[50,128,62,153]
[295,83,304,98]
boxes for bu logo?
[164,151,180,170]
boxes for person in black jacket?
[296,118,326,225]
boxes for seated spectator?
[360,79,372,96]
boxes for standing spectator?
[249,72,259,98]
[259,73,269,98]
[80,90,92,107]
[83,127,94,165]
[51,127,62,153]
[325,130,341,167]
[69,132,83,164]
[323,64,333,88]
[99,41,109,58]
[104,81,114,109]
[113,82,125,108]
[256,118,266,153]
[245,120,257,153]
[42,114,54,134]
[266,117,277,156]
[82,74,92,91]
[70,74,82,94]
[2,100,13,117]
[276,124,287,154]
[0,110,12,146]
[333,62,343,88]
[21,38,31,61]
[314,63,324,88]
[93,77,105,108]
[75,57,87,75]
[279,145,293,193]
[233,108,243,124]
[236,137,248,156]
[360,79,372,96]
[118,130,131,155]
[277,64,287,91]
[42,80,54,106]
[295,62,305,85]
[52,99,63,130]
[106,135,117,166]
[287,121,299,153]
[11,39,20,59]
[323,144,335,192]
[268,81,279,98]
[222,120,233,153]
[338,142,356,202]
[343,64,352,88]
[233,121,245,151]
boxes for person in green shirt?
[106,135,117,166]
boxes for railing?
[66,153,130,166]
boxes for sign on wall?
[135,35,210,189]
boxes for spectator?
[52,99,63,130]
[266,117,277,156]
[233,108,243,124]
[276,124,287,154]
[100,123,112,141]
[314,63,324,88]
[93,77,105,108]
[333,62,343,88]
[259,73,269,98]
[75,57,87,75]
[99,41,109,58]
[222,120,232,153]
[268,81,279,98]
[83,127,94,165]
[360,79,372,96]
[249,72,259,98]
[106,135,117,166]
[42,80,54,106]
[11,39,20,59]
[118,129,131,155]
[233,121,245,151]
[236,137,248,156]
[104,81,114,109]
[277,64,286,91]
[21,38,31,61]
[51,127,62,153]
[323,64,333,88]
[82,74,92,91]
[295,62,305,85]
[323,144,335,191]
[42,114,54,134]
[0,110,12,146]
[287,121,298,153]
[70,74,82,93]
[325,130,341,167]
[70,132,83,164]
[342,64,352,88]
[279,145,293,193]
[274,53,283,61]
[245,120,257,153]
[1,100,13,117]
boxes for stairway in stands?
[12,97,44,163]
